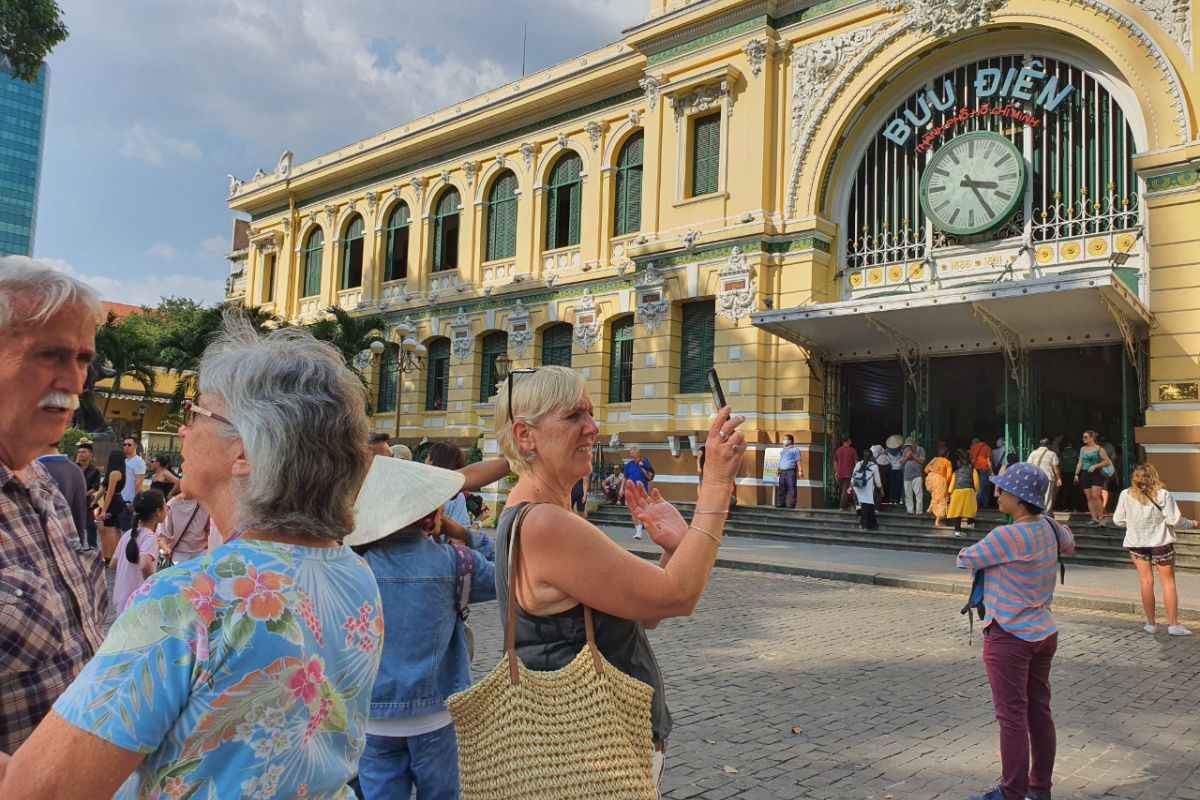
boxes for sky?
[34,0,647,306]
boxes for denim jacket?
[361,529,496,718]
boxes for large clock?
[919,131,1026,236]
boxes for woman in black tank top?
[147,454,180,498]
[493,366,748,785]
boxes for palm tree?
[304,306,390,367]
[93,312,158,414]
[158,304,286,411]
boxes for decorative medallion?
[439,170,452,187]
[628,109,641,127]
[715,246,758,326]
[556,133,569,150]
[636,266,669,332]
[878,0,1006,39]
[888,265,904,282]
[849,272,864,288]
[1087,238,1109,257]
[347,199,357,216]
[410,177,426,205]
[586,120,606,150]
[306,210,319,229]
[572,289,603,352]
[520,142,539,171]
[1035,245,1055,264]
[507,298,533,357]
[496,153,507,169]
[908,263,924,279]
[1116,232,1138,253]
[639,74,662,112]
[450,308,473,362]
[742,38,772,78]
[462,161,478,188]
[682,230,700,249]
[1060,241,1082,260]
[323,204,336,227]
[365,191,378,214]
[867,268,884,285]
[276,150,293,179]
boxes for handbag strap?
[452,543,475,622]
[166,504,202,552]
[506,502,603,686]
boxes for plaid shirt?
[1,459,109,752]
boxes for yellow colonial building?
[228,0,1200,512]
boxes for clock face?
[919,131,1026,236]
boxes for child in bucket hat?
[347,456,498,798]
[956,462,1076,800]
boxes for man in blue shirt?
[775,434,801,509]
[620,446,655,539]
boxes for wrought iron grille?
[845,55,1140,269]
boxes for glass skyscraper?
[0,61,49,257]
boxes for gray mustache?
[38,392,80,411]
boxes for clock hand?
[959,178,998,189]
[962,180,995,217]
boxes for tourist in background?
[620,445,656,539]
[96,448,127,561]
[390,443,413,460]
[156,489,211,566]
[885,435,904,506]
[1113,463,1196,636]
[775,434,800,509]
[900,437,926,516]
[924,447,954,528]
[120,437,145,507]
[957,464,1075,800]
[349,457,497,799]
[1074,430,1114,525]
[37,442,89,547]
[834,436,858,511]
[147,454,180,499]
[1027,438,1062,514]
[604,464,625,504]
[76,442,102,550]
[427,442,472,528]
[1058,441,1079,511]
[110,490,164,612]
[948,452,980,536]
[851,450,882,531]
[970,437,994,511]
[871,443,890,507]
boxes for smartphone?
[707,367,727,411]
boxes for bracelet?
[688,524,722,546]
[692,509,729,516]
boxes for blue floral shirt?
[54,540,383,800]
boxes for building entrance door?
[842,360,903,454]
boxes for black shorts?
[1129,545,1175,565]
[103,501,129,528]
[1079,470,1107,491]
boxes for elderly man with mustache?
[0,257,110,757]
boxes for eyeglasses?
[505,368,539,423]
[183,399,236,430]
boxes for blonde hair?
[1128,463,1164,506]
[496,366,589,474]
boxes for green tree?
[93,312,157,414]
[158,304,285,409]
[0,0,69,81]
[303,306,389,367]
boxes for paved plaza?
[470,567,1199,800]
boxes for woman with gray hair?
[0,313,384,799]
[489,365,746,792]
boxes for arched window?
[425,338,451,411]
[384,203,409,282]
[541,323,573,367]
[302,228,323,298]
[608,315,634,403]
[433,189,460,272]
[614,132,643,237]
[340,215,364,289]
[546,152,582,250]
[486,171,518,261]
[479,332,508,403]
[377,349,397,413]
[679,300,714,393]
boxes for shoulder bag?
[447,503,657,800]
[159,504,201,570]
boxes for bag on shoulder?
[852,465,869,488]
[447,503,656,800]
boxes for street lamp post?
[370,321,426,432]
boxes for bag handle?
[506,502,603,686]
[165,503,202,553]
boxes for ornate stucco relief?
[572,289,603,351]
[1131,0,1191,58]
[878,0,1006,38]
[507,298,533,356]
[715,246,758,326]
[635,266,669,332]
[450,308,473,362]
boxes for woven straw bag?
[448,503,657,800]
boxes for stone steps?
[587,501,1200,571]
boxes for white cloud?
[144,242,177,259]
[37,255,226,306]
[200,235,228,258]
[119,123,204,167]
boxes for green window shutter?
[608,315,635,403]
[263,254,275,302]
[425,339,450,411]
[479,332,509,403]
[341,216,364,290]
[547,153,582,249]
[614,133,643,237]
[303,230,323,297]
[487,172,517,261]
[434,190,460,271]
[385,204,409,282]
[377,352,397,413]
[542,323,573,367]
[679,300,715,393]
[691,113,720,197]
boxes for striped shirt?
[956,518,1075,642]
[1,460,110,751]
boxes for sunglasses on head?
[505,368,538,423]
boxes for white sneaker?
[633,530,643,540]
[1142,623,1158,634]
[1168,624,1192,636]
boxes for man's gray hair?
[0,256,102,334]
[198,311,370,541]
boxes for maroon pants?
[983,623,1058,800]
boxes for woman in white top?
[1112,464,1197,636]
[852,450,883,531]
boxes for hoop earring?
[524,450,537,461]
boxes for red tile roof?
[101,301,143,320]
